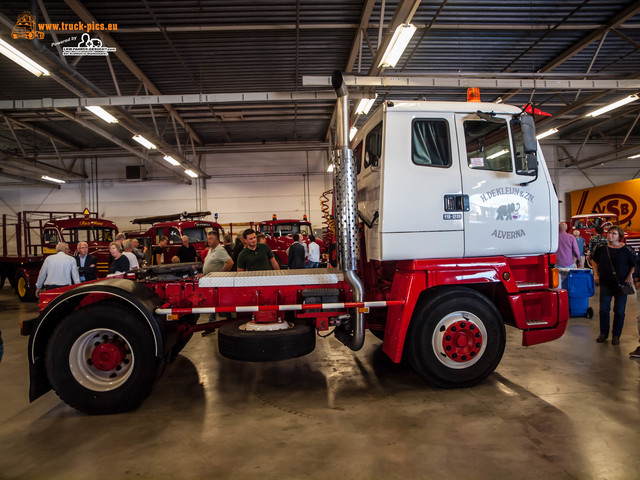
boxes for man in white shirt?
[307,235,320,268]
[122,239,140,269]
[36,242,80,297]
[203,231,233,273]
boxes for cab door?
[455,113,554,257]
[379,111,464,260]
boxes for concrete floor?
[0,285,639,480]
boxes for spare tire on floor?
[218,319,316,362]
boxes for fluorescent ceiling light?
[487,149,509,160]
[184,169,198,178]
[41,175,65,184]
[85,106,118,124]
[355,95,377,115]
[628,153,640,159]
[349,126,358,141]
[586,95,639,117]
[163,155,181,166]
[132,135,156,150]
[327,163,334,173]
[0,39,50,77]
[378,23,417,68]
[536,128,558,140]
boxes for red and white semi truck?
[21,73,568,414]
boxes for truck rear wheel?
[45,302,159,414]
[218,319,315,362]
[407,288,505,388]
[16,271,36,302]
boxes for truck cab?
[353,100,558,261]
[258,216,326,267]
[127,211,225,264]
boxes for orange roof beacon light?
[272,214,277,220]
[467,87,481,103]
[303,214,308,221]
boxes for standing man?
[287,233,306,269]
[122,239,140,269]
[307,235,320,268]
[153,236,168,265]
[35,242,80,297]
[132,238,146,264]
[177,235,197,263]
[203,231,234,274]
[76,241,97,282]
[237,228,280,271]
[556,222,581,268]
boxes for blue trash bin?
[560,268,595,318]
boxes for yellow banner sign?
[570,178,640,231]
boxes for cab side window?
[354,141,363,175]
[364,122,382,169]
[464,117,513,172]
[168,228,181,244]
[44,228,59,244]
[412,119,451,167]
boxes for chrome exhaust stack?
[331,71,365,351]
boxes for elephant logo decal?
[496,203,520,220]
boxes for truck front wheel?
[45,302,159,414]
[407,288,505,388]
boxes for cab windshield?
[274,223,312,236]
[182,226,218,243]
[62,227,116,243]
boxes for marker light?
[467,87,481,102]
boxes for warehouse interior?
[1,1,640,478]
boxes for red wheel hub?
[441,320,483,363]
[91,342,126,371]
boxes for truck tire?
[218,319,315,362]
[16,271,36,302]
[406,287,505,388]
[45,302,159,414]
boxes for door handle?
[444,194,470,212]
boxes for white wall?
[0,149,333,234]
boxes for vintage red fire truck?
[569,213,640,254]
[0,210,118,301]
[126,211,225,264]
[257,215,326,267]
[21,74,568,415]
